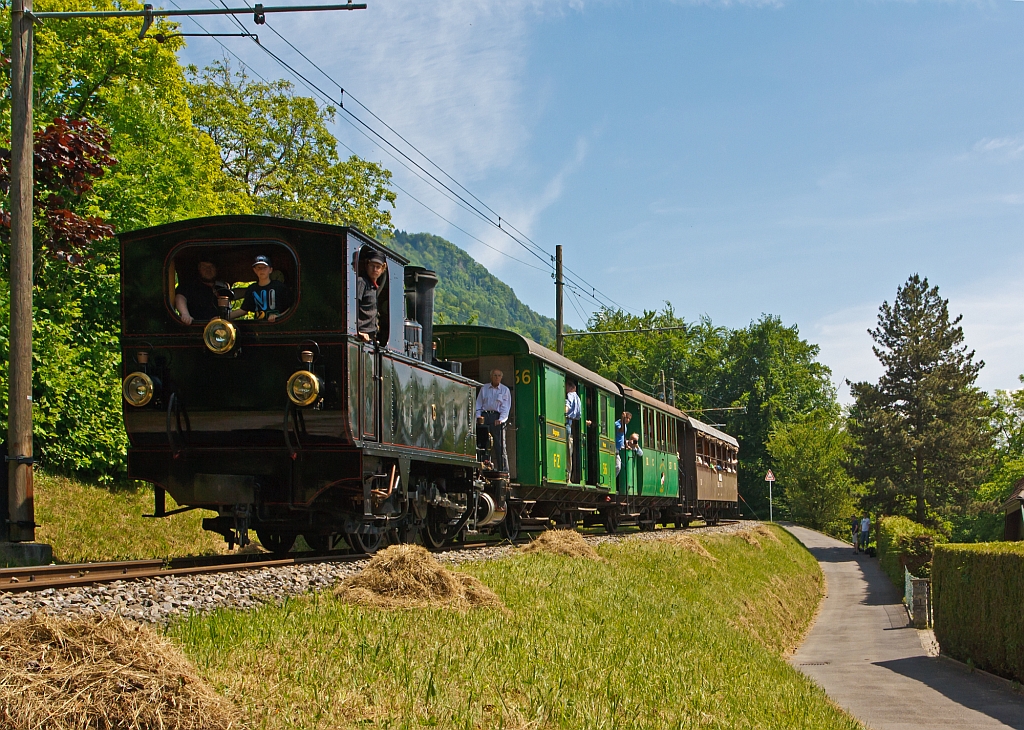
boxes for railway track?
[0,539,508,594]
[0,521,739,595]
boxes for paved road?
[785,524,1024,730]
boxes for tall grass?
[171,526,860,729]
[34,473,226,563]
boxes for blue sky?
[179,0,1024,401]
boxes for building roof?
[1002,478,1024,514]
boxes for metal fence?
[904,567,932,628]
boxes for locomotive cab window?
[353,244,391,344]
[169,242,297,325]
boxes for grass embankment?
[170,525,860,729]
[34,473,226,563]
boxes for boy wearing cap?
[231,255,292,322]
[355,249,387,342]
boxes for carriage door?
[541,366,568,484]
[360,343,378,441]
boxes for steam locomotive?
[120,216,738,554]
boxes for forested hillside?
[388,232,556,345]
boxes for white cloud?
[972,134,1024,161]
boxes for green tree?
[0,0,233,481]
[714,315,838,517]
[848,275,993,527]
[187,62,396,235]
[767,411,857,531]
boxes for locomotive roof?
[686,416,739,448]
[118,214,409,265]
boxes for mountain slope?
[388,231,556,345]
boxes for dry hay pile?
[751,524,781,544]
[664,534,717,561]
[333,544,505,611]
[0,613,238,730]
[739,524,782,549]
[519,529,603,561]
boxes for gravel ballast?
[0,522,753,624]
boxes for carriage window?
[169,242,297,324]
[668,419,677,454]
[643,408,654,447]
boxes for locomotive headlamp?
[122,372,154,407]
[203,318,236,354]
[287,370,322,407]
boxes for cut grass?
[170,525,860,729]
[34,472,226,564]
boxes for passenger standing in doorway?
[614,411,633,476]
[355,249,387,342]
[565,382,582,482]
[476,369,511,472]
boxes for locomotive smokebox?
[404,267,438,362]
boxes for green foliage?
[34,472,225,563]
[388,230,556,344]
[187,61,396,235]
[992,375,1024,459]
[848,275,994,527]
[767,411,857,532]
[171,528,860,729]
[566,308,837,518]
[933,542,1024,683]
[877,515,946,584]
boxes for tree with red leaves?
[0,117,117,265]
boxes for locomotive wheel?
[500,507,521,542]
[346,530,388,555]
[256,530,296,556]
[424,506,453,549]
[601,508,620,535]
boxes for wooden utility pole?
[660,370,666,402]
[670,378,676,408]
[7,0,35,544]
[555,244,564,355]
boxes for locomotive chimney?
[404,266,438,363]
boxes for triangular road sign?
[765,469,775,482]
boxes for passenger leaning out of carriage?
[565,381,591,482]
[614,411,633,476]
[230,255,293,322]
[174,259,232,324]
[355,249,388,342]
[476,369,511,473]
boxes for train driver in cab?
[355,248,387,342]
[230,254,292,322]
[174,259,230,324]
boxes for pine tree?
[848,275,992,526]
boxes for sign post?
[764,470,775,523]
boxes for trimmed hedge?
[933,542,1024,683]
[877,516,946,585]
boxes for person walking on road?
[850,515,861,553]
[859,514,871,553]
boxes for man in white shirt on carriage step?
[476,369,511,473]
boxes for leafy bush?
[933,542,1024,683]
[877,515,946,584]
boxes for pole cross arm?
[30,3,367,20]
